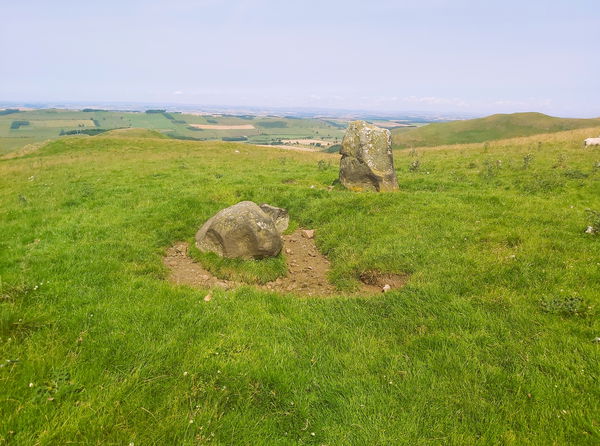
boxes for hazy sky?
[1,0,599,116]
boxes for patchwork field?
[1,127,598,444]
[0,109,347,155]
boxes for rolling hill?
[392,112,600,148]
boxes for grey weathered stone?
[339,120,399,191]
[195,201,283,259]
[259,204,289,233]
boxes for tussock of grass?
[188,243,287,284]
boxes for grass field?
[28,119,96,128]
[392,112,600,148]
[1,128,599,444]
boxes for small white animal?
[584,137,600,146]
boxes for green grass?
[0,129,599,444]
[189,245,288,285]
[101,128,168,139]
[0,137,42,155]
[392,112,600,148]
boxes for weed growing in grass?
[408,159,420,172]
[522,153,534,169]
[540,295,590,317]
[563,169,588,179]
[317,160,331,171]
[31,370,83,403]
[553,153,567,169]
[585,209,600,234]
[480,159,502,179]
[520,171,565,193]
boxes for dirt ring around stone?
[163,229,409,297]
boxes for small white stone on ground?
[382,284,391,293]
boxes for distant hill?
[391,112,600,148]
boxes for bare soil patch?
[164,243,237,290]
[188,124,255,130]
[163,229,408,297]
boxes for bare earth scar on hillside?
[164,229,408,297]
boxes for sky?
[1,0,599,117]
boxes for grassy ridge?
[0,130,599,444]
[392,112,600,148]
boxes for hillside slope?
[392,112,600,148]
[0,131,598,444]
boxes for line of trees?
[0,109,20,116]
[10,120,29,129]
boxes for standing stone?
[196,201,283,259]
[339,120,399,191]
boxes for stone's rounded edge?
[195,217,214,252]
